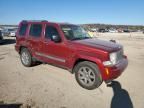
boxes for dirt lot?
[0,33,144,108]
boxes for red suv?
[15,20,128,90]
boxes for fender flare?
[70,55,105,79]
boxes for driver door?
[41,24,71,67]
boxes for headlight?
[103,52,117,66]
[110,52,117,65]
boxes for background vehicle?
[3,28,17,37]
[0,30,4,43]
[123,29,130,33]
[15,20,128,90]
[108,29,118,33]
[98,28,106,33]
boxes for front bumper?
[102,56,128,81]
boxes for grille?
[116,49,124,61]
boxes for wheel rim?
[21,51,30,65]
[78,66,96,87]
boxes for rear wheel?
[74,61,103,90]
[20,48,33,67]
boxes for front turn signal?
[105,68,109,75]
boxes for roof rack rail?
[22,20,48,22]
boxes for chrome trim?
[35,52,66,63]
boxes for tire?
[20,48,33,67]
[74,61,103,90]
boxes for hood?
[71,38,122,52]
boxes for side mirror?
[51,35,61,43]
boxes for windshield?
[61,25,91,40]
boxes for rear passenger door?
[27,23,43,57]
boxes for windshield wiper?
[83,37,91,39]
[71,37,92,40]
[71,37,91,41]
[71,37,82,40]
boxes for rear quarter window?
[19,23,28,36]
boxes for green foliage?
[81,24,144,31]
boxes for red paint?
[15,20,128,81]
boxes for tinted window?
[45,26,59,39]
[29,24,42,37]
[19,24,28,36]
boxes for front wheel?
[74,61,103,90]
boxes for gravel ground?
[0,33,144,108]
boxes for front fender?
[68,54,106,79]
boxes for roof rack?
[22,20,48,22]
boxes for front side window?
[29,24,42,37]
[45,26,60,39]
[19,23,28,36]
[61,25,91,40]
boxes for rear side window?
[29,24,42,37]
[19,23,28,36]
[45,26,59,39]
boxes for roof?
[21,20,48,23]
[21,20,76,26]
